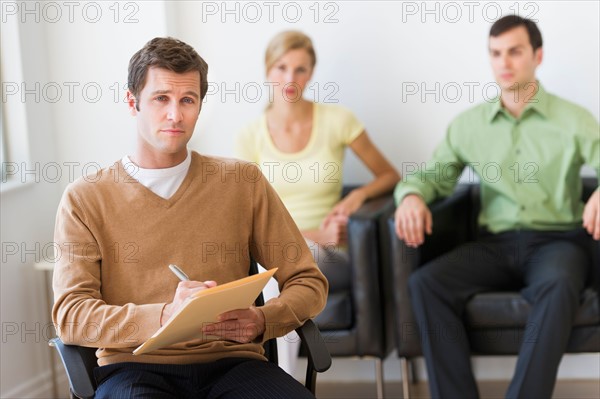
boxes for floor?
[316,380,600,399]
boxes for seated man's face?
[129,67,201,162]
[489,26,542,92]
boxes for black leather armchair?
[386,177,599,398]
[311,187,396,398]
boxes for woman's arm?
[329,131,400,217]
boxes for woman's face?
[267,48,314,102]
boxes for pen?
[168,264,190,281]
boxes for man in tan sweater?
[52,37,328,398]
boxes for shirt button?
[516,149,521,155]
[521,205,526,210]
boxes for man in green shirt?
[394,15,599,399]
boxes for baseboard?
[2,369,53,398]
[293,352,600,383]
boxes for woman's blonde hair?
[265,31,316,73]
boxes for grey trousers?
[305,239,351,293]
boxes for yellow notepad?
[133,268,278,355]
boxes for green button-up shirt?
[394,84,600,233]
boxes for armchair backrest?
[468,176,598,241]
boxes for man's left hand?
[202,306,266,343]
[583,189,600,240]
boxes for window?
[1,96,6,166]
[1,18,30,189]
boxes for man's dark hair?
[128,37,209,109]
[490,15,543,51]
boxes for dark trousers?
[408,229,591,399]
[94,357,315,399]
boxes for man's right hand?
[161,280,217,326]
[394,194,432,248]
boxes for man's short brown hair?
[128,37,209,104]
[490,15,543,51]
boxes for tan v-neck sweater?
[52,152,328,366]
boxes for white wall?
[1,8,63,397]
[169,0,599,181]
[1,1,598,396]
[0,1,170,397]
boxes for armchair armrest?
[423,184,473,262]
[386,185,472,357]
[581,177,598,201]
[581,177,599,305]
[296,319,332,393]
[346,194,396,357]
[49,337,97,399]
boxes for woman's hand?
[318,213,349,246]
[330,189,367,217]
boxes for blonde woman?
[237,29,399,257]
[236,31,400,373]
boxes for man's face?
[489,26,542,92]
[127,67,201,164]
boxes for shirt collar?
[488,81,549,123]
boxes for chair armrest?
[296,319,332,394]
[350,194,395,220]
[582,178,599,306]
[592,240,600,309]
[387,183,472,284]
[581,177,598,202]
[49,337,97,399]
[422,184,473,262]
[346,194,395,356]
[296,319,332,373]
[386,185,472,357]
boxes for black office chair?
[50,259,332,399]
